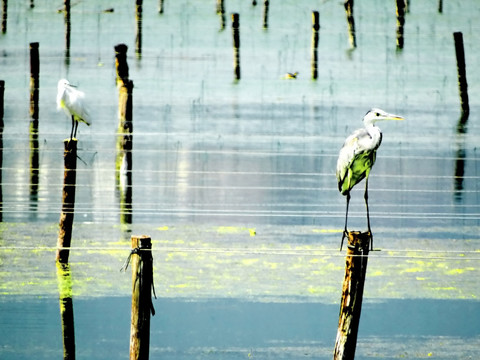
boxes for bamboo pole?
[344,0,356,48]
[453,32,469,121]
[56,139,77,264]
[311,11,320,80]
[129,235,154,360]
[334,231,370,360]
[231,13,240,80]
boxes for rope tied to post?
[120,247,140,272]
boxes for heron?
[56,79,91,140]
[336,108,404,250]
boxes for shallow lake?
[1,0,480,358]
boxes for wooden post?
[453,32,469,120]
[129,235,154,360]
[334,231,370,360]
[0,80,4,222]
[135,0,143,58]
[29,42,39,122]
[396,0,406,50]
[56,139,77,264]
[115,44,130,87]
[344,0,356,48]
[262,0,269,29]
[311,11,320,80]
[158,0,164,14]
[216,0,225,30]
[438,0,443,13]
[56,262,76,360]
[1,0,7,34]
[117,80,134,225]
[64,0,71,63]
[231,13,240,81]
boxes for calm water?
[1,0,480,358]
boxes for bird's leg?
[73,120,79,139]
[70,116,75,140]
[364,177,373,250]
[340,192,351,251]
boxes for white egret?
[336,108,404,250]
[56,79,91,140]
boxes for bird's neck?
[365,124,382,143]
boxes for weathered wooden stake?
[438,0,443,13]
[129,235,154,360]
[1,0,7,34]
[453,32,469,120]
[396,0,406,50]
[231,13,240,80]
[56,262,76,360]
[311,11,320,80]
[115,44,130,87]
[262,0,269,29]
[216,0,225,30]
[64,0,71,62]
[0,80,4,130]
[30,42,40,122]
[135,0,143,58]
[344,0,356,48]
[56,139,77,264]
[117,80,134,225]
[334,231,370,360]
[158,0,164,14]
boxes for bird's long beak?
[384,113,404,121]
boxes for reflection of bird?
[336,108,404,250]
[57,79,91,140]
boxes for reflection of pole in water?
[216,0,225,30]
[262,0,269,29]
[454,145,465,202]
[396,0,406,50]
[1,0,7,34]
[56,262,76,360]
[64,0,71,64]
[135,0,142,58]
[57,140,77,264]
[453,32,469,124]
[231,13,240,80]
[0,80,4,222]
[311,11,320,80]
[344,0,356,48]
[29,43,40,208]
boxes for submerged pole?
[311,11,320,80]
[129,235,154,360]
[29,42,40,122]
[453,32,469,120]
[231,13,240,80]
[1,0,7,34]
[158,0,164,14]
[29,43,40,200]
[56,139,77,264]
[334,231,370,360]
[115,44,130,87]
[0,80,4,222]
[262,0,269,29]
[216,0,225,30]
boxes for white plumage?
[57,79,91,139]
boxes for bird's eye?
[375,112,380,116]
